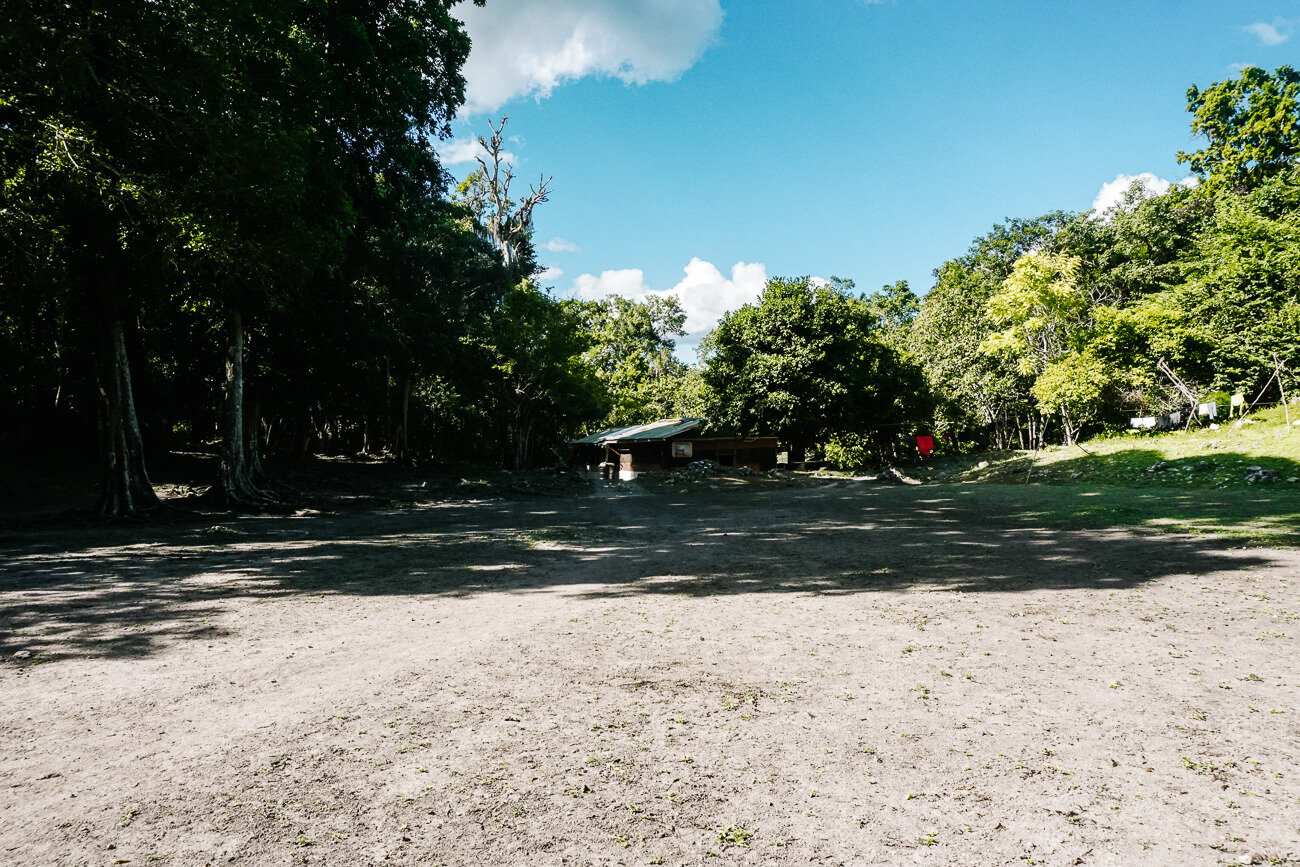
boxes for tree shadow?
[1,481,1294,662]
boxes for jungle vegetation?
[1,1,1297,512]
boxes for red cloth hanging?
[916,436,934,456]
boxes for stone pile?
[660,461,784,485]
[1245,466,1280,484]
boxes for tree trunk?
[246,396,264,479]
[299,408,314,461]
[384,356,393,454]
[1060,406,1077,446]
[96,318,160,518]
[513,409,532,470]
[397,370,411,461]
[216,307,265,505]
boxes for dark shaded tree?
[0,0,487,511]
[490,282,605,469]
[0,0,203,514]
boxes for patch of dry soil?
[3,483,1299,866]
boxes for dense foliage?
[2,26,1298,508]
[904,66,1300,451]
[702,277,930,464]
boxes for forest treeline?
[909,66,1300,453]
[1,1,1298,515]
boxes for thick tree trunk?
[246,396,264,479]
[96,318,160,518]
[216,307,266,505]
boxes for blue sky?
[443,0,1300,354]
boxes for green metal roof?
[572,425,635,445]
[572,417,703,445]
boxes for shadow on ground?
[2,479,1296,662]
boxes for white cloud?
[438,136,516,166]
[572,267,653,301]
[542,236,580,253]
[656,258,768,336]
[1091,173,1170,213]
[538,265,564,282]
[1089,172,1197,217]
[1245,20,1290,46]
[571,257,768,343]
[455,0,724,114]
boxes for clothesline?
[1122,396,1295,413]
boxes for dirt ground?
[3,477,1299,866]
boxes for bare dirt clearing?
[3,481,1299,866]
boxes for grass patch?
[715,825,753,848]
[878,405,1300,546]
[910,404,1300,491]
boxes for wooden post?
[1276,354,1290,426]
[1156,356,1200,428]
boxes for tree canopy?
[1178,65,1300,194]
[3,34,1300,503]
[906,67,1300,451]
[702,277,930,463]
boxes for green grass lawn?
[903,403,1300,546]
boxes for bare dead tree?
[475,116,552,273]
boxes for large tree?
[1178,65,1300,194]
[1169,166,1300,396]
[981,252,1111,445]
[186,0,481,503]
[908,214,1075,448]
[1,0,485,511]
[0,0,202,515]
[702,277,928,463]
[574,294,687,427]
[490,281,605,469]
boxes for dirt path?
[3,484,1299,865]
